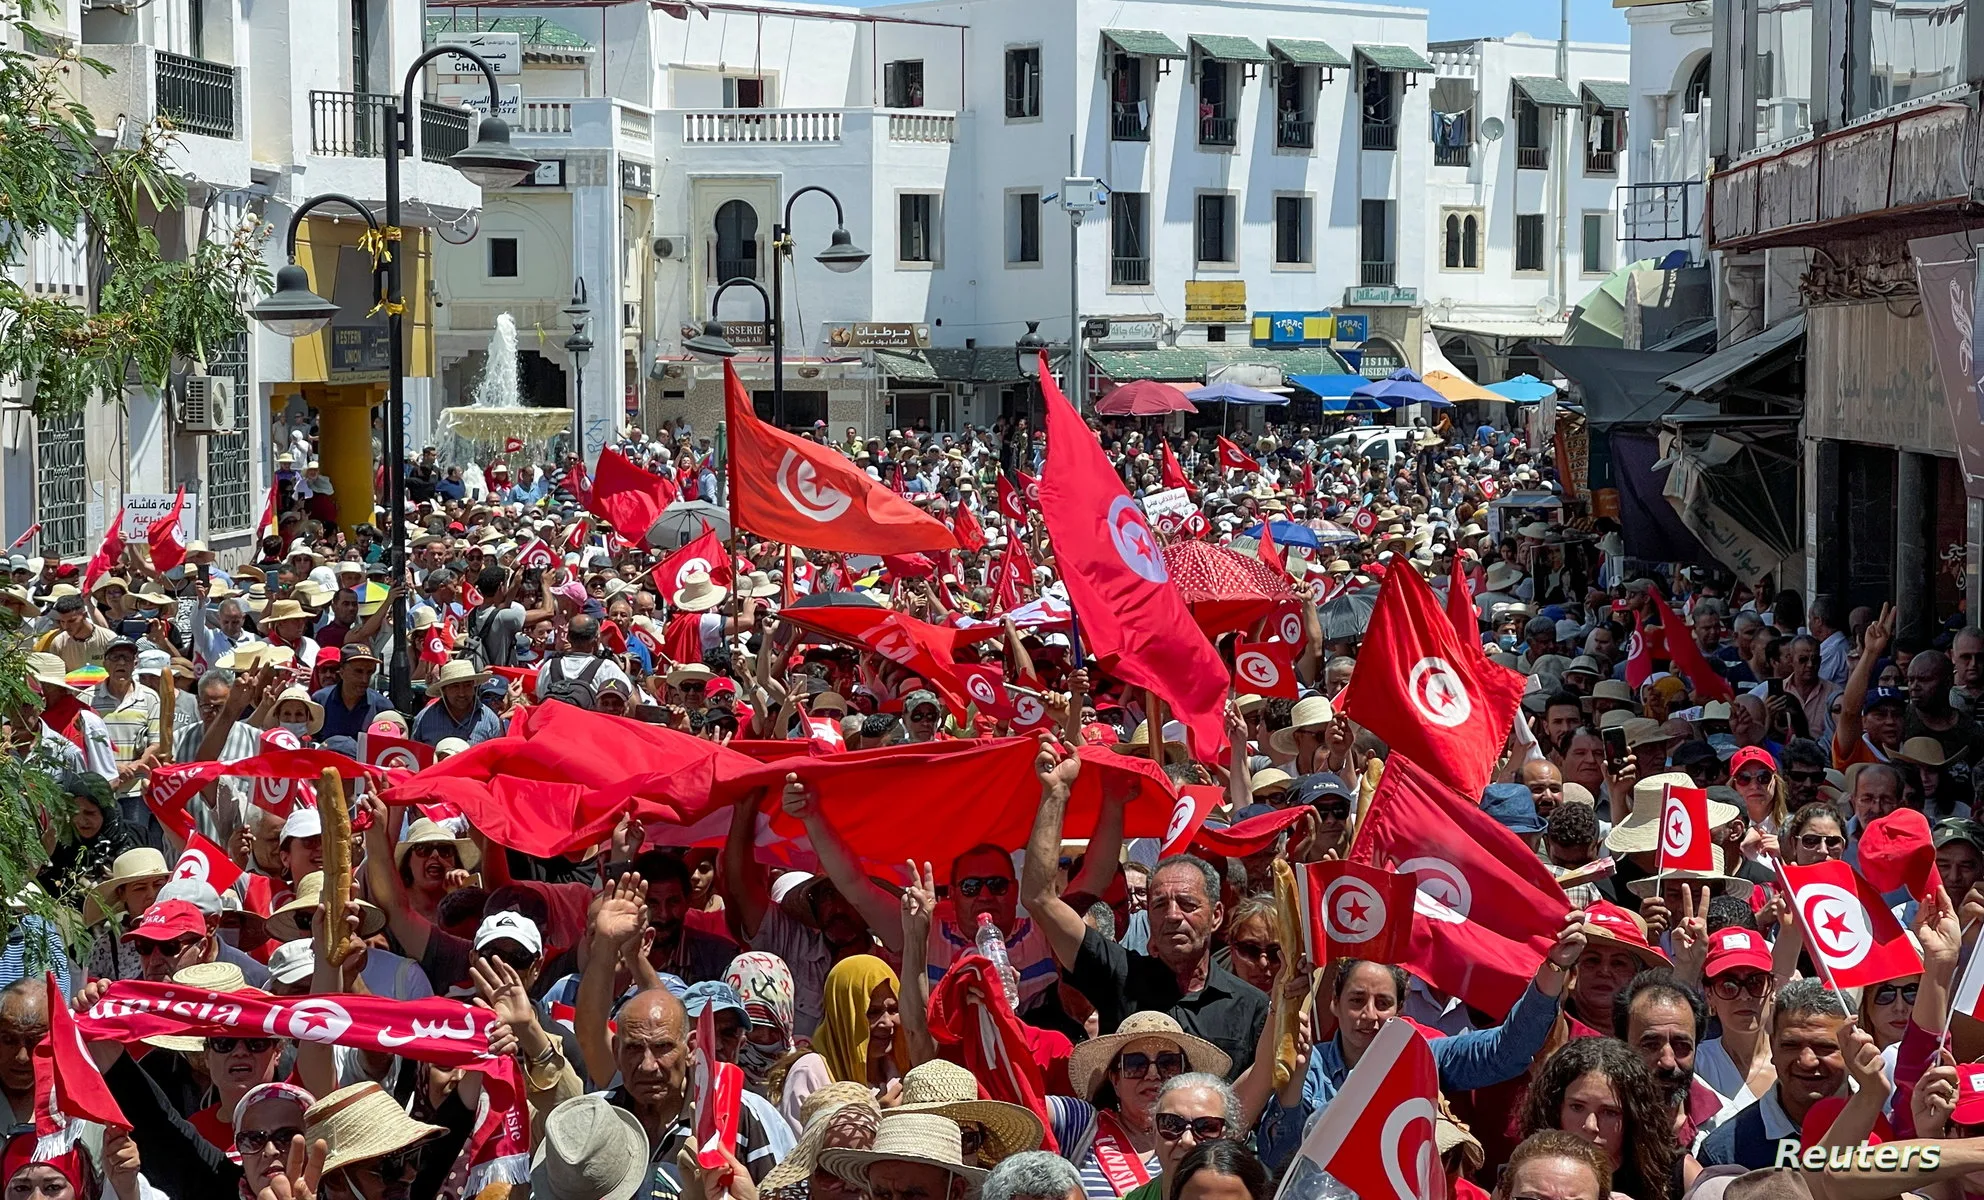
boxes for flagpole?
[1146,689,1165,769]
[1775,860,1854,1014]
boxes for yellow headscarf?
[812,954,910,1084]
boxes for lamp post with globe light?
[250,45,535,710]
[768,186,868,426]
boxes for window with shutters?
[1516,213,1547,272]
[35,409,87,559]
[898,192,940,265]
[1195,193,1235,264]
[1273,195,1313,266]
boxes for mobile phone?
[197,562,210,586]
[1766,678,1785,699]
[633,704,671,724]
[1601,725,1629,765]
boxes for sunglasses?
[1798,834,1847,853]
[1155,1114,1228,1142]
[1709,973,1770,1000]
[1872,983,1920,1006]
[132,936,202,958]
[1314,802,1350,820]
[409,843,456,859]
[480,944,537,973]
[957,1123,987,1158]
[209,1037,277,1055]
[1113,1051,1187,1080]
[236,1126,304,1156]
[367,1149,419,1182]
[955,876,1012,898]
[1229,940,1282,964]
[1734,770,1774,786]
[1787,769,1827,785]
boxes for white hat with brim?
[665,663,716,688]
[1268,694,1337,758]
[532,1095,650,1200]
[265,871,388,943]
[84,847,172,925]
[271,685,325,734]
[262,599,311,625]
[25,652,78,693]
[1066,1011,1231,1103]
[1110,719,1187,765]
[821,1112,990,1193]
[307,1082,448,1176]
[393,817,482,873]
[1603,772,1743,855]
[217,643,296,672]
[672,571,728,613]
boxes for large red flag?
[82,512,124,593]
[1782,859,1924,989]
[587,448,679,541]
[724,362,956,553]
[1651,591,1735,701]
[1288,1021,1443,1200]
[1231,640,1298,699]
[1215,436,1261,473]
[1037,368,1229,760]
[1295,861,1419,974]
[1350,753,1571,1016]
[779,603,1002,714]
[952,503,987,553]
[1340,560,1525,798]
[1445,554,1478,651]
[1625,613,1656,691]
[1159,441,1190,491]
[146,487,189,575]
[38,972,127,1133]
[653,522,733,597]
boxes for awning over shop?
[873,348,1025,384]
[1088,347,1352,385]
[1269,38,1350,68]
[1288,374,1365,398]
[1190,34,1271,62]
[1645,320,1718,353]
[1657,314,1806,399]
[1536,344,1709,429]
[1354,44,1434,73]
[1102,29,1187,57]
[1430,318,1568,343]
[1581,80,1631,110]
[1513,76,1581,108]
[1656,415,1803,581]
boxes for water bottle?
[975,913,1021,1010]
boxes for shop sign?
[1185,281,1247,324]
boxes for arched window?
[1684,57,1711,114]
[713,199,759,282]
[1444,214,1462,268]
[1462,215,1479,268]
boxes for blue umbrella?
[1320,394,1394,413]
[1288,373,1366,399]
[1486,373,1555,402]
[1240,520,1321,550]
[1186,380,1289,405]
[1353,368,1452,407]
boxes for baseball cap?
[1863,687,1906,713]
[682,981,748,1019]
[1729,746,1776,776]
[1289,772,1356,810]
[157,878,224,917]
[1703,926,1773,978]
[121,899,207,943]
[1955,1061,1984,1126]
[902,689,942,717]
[267,940,316,985]
[474,911,543,957]
[281,807,322,842]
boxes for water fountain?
[436,312,576,448]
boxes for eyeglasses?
[1798,834,1847,853]
[132,935,202,958]
[409,843,456,859]
[1734,770,1774,786]
[1229,940,1282,964]
[236,1126,304,1155]
[1787,770,1827,785]
[955,876,1012,898]
[1113,1051,1187,1080]
[1709,973,1770,1000]
[1873,983,1920,1006]
[1155,1114,1228,1142]
[1313,802,1350,820]
[367,1150,419,1182]
[208,1037,276,1055]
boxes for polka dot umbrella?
[1159,539,1301,640]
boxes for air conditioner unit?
[653,235,689,261]
[179,374,235,435]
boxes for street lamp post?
[768,186,868,426]
[562,277,592,454]
[251,46,535,711]
[686,277,773,362]
[1015,320,1053,429]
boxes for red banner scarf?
[927,954,1058,1152]
[76,982,495,1067]
[1088,1111,1154,1192]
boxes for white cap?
[769,872,817,905]
[435,737,470,759]
[136,648,172,677]
[474,911,543,957]
[281,806,322,842]
[268,940,315,985]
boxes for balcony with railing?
[1112,256,1151,286]
[682,109,844,144]
[888,111,956,142]
[419,101,472,164]
[309,90,390,157]
[1362,121,1398,151]
[1517,145,1549,169]
[1277,113,1314,149]
[1112,101,1149,141]
[1585,147,1617,175]
[1199,113,1237,147]
[1360,261,1396,286]
[155,50,236,139]
[1434,143,1471,167]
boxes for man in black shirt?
[1021,737,1268,1079]
[406,446,440,504]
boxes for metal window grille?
[204,334,252,534]
[35,409,87,559]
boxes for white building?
[1619,1,1711,270]
[1419,35,1632,381]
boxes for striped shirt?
[174,719,269,846]
[88,682,159,795]
[1047,1096,1158,1200]
[926,906,1058,1009]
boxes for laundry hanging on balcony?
[1431,110,1470,146]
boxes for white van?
[1321,426,1415,465]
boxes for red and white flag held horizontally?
[1296,860,1419,967]
[1215,436,1261,473]
[1231,640,1297,699]
[172,833,243,894]
[1781,859,1923,990]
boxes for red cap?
[316,646,342,667]
[1860,808,1936,899]
[1581,900,1671,966]
[120,899,208,943]
[705,676,738,698]
[1729,746,1777,776]
[1703,926,1773,978]
[1955,1062,1984,1126]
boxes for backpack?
[542,654,606,710]
[461,605,498,670]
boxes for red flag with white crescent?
[956,664,1016,719]
[515,539,554,570]
[420,619,455,666]
[146,486,189,575]
[1215,436,1261,473]
[1657,782,1715,873]
[171,833,244,894]
[1625,612,1657,691]
[1016,471,1041,507]
[359,731,436,773]
[1781,859,1923,989]
[952,503,987,553]
[653,523,733,597]
[1296,860,1419,967]
[1160,785,1224,857]
[1231,640,1297,699]
[1288,1020,1444,1200]
[692,1001,746,1171]
[996,475,1028,521]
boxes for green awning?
[1354,44,1434,73]
[1268,38,1351,68]
[1190,35,1271,63]
[1102,29,1187,58]
[877,348,1025,384]
[1581,80,1631,110]
[1513,75,1582,108]
[873,350,937,381]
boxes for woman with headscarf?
[3,1128,146,1200]
[776,954,909,1132]
[727,952,798,1097]
[40,771,140,897]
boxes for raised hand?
[780,772,818,822]
[593,872,647,946]
[1034,732,1082,791]
[470,954,536,1031]
[255,1134,327,1200]
[900,860,937,944]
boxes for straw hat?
[672,570,728,613]
[821,1112,990,1192]
[1249,767,1295,798]
[306,1082,447,1175]
[894,1060,1044,1165]
[145,962,264,1053]
[761,1083,883,1192]
[1111,719,1187,765]
[24,652,77,693]
[1600,771,1742,858]
[532,1095,650,1200]
[263,599,310,624]
[265,871,388,943]
[740,571,782,599]
[217,643,295,672]
[1066,1011,1231,1103]
[431,659,490,690]
[270,685,325,734]
[665,663,716,688]
[393,817,481,873]
[84,847,172,924]
[1267,694,1336,758]
[1627,844,1743,897]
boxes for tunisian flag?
[654,523,733,597]
[36,972,127,1134]
[1446,554,1479,651]
[146,487,189,574]
[1781,859,1923,989]
[1652,590,1734,701]
[1351,753,1571,1016]
[1340,558,1525,798]
[587,448,679,541]
[1296,861,1418,966]
[692,1002,746,1171]
[171,832,243,894]
[952,503,987,553]
[1232,640,1298,699]
[1215,436,1261,473]
[1160,441,1190,491]
[1037,367,1230,760]
[1286,1020,1443,1200]
[1657,781,1715,873]
[1624,613,1657,691]
[82,512,125,593]
[996,475,1028,521]
[724,361,956,553]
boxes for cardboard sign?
[122,492,197,544]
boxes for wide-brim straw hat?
[1067,1011,1231,1103]
[263,599,310,624]
[392,816,482,873]
[271,685,324,734]
[821,1112,989,1193]
[1111,719,1187,765]
[84,847,172,924]
[1267,694,1336,758]
[740,571,782,599]
[760,1083,879,1192]
[431,659,490,689]
[307,1082,447,1175]
[673,571,728,613]
[1627,845,1745,897]
[217,643,295,672]
[145,962,265,1052]
[265,871,387,943]
[893,1060,1044,1164]
[1604,771,1742,855]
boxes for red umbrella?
[1094,380,1198,416]
[1161,540,1301,638]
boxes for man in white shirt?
[1810,598,1851,686]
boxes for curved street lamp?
[688,277,773,362]
[769,185,868,424]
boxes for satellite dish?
[1536,295,1561,320]
[1480,116,1505,141]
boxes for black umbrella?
[785,590,883,609]
[1317,589,1377,641]
[646,500,730,548]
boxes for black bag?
[542,654,606,710]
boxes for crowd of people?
[2,399,1976,1200]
